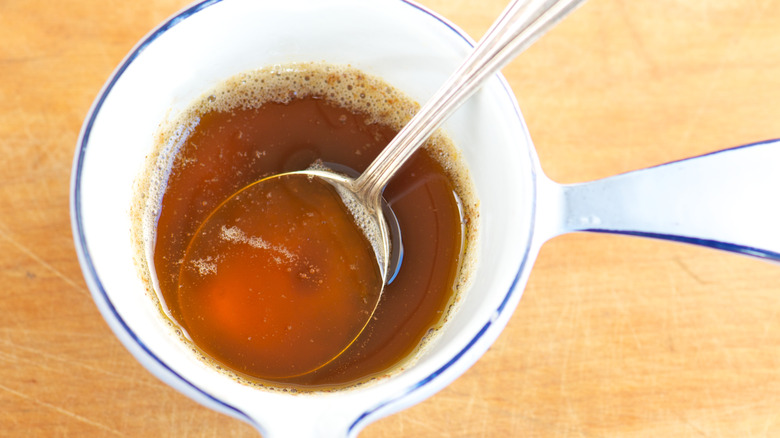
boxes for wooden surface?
[2,0,779,436]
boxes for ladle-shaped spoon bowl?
[179,0,586,378]
[178,172,384,379]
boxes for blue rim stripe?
[72,0,255,428]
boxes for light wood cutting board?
[1,0,778,436]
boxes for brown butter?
[131,62,478,391]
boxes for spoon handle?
[353,0,586,200]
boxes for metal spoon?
[293,0,586,284]
[184,0,586,377]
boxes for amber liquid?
[155,96,464,388]
[178,174,383,379]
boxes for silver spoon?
[185,0,586,377]
[295,0,586,284]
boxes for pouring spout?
[537,139,780,262]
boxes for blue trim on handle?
[589,230,780,262]
[607,138,780,178]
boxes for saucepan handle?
[536,139,780,262]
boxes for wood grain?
[1,0,778,436]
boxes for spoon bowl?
[178,170,386,379]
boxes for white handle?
[538,139,780,261]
